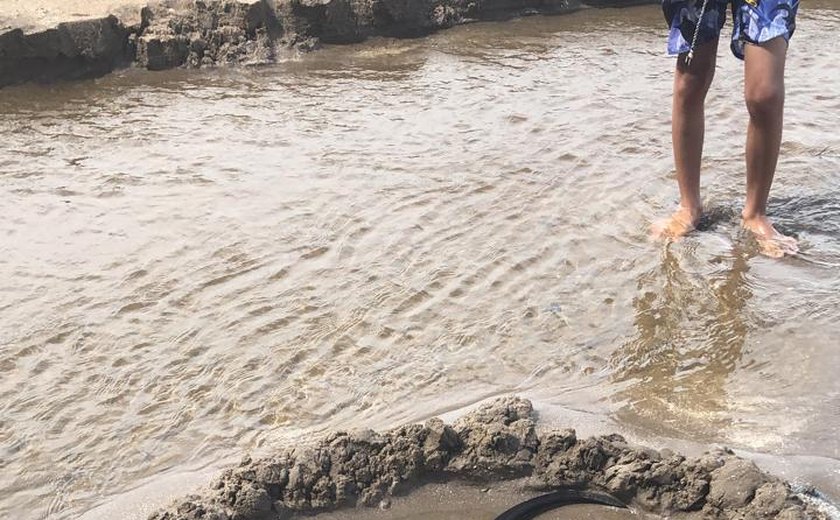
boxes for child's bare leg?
[741,36,798,257]
[654,38,719,238]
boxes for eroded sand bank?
[149,398,831,520]
[0,0,651,87]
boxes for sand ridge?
[149,397,828,520]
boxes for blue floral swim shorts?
[663,0,799,59]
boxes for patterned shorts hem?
[666,32,720,57]
[663,0,798,60]
[731,27,794,60]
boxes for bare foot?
[652,206,703,239]
[741,214,799,258]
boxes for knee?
[745,82,784,121]
[674,70,713,108]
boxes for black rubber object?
[494,489,627,520]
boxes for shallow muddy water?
[1,3,840,519]
[307,480,644,520]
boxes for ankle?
[679,203,703,218]
[741,209,767,221]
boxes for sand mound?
[149,397,828,520]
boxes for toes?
[776,235,799,254]
[758,236,799,258]
[763,248,785,259]
[759,240,784,258]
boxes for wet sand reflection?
[611,242,754,441]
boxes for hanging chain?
[685,0,711,66]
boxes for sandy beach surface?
[0,0,148,33]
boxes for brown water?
[308,480,646,520]
[1,4,839,520]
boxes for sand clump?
[149,397,827,520]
